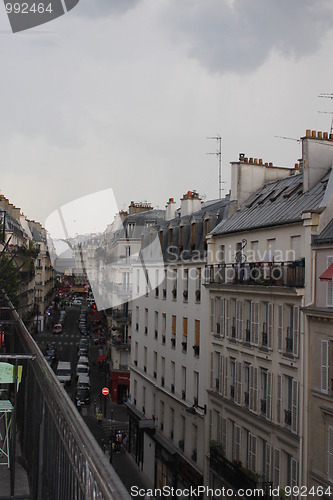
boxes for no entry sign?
[102,387,109,396]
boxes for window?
[250,301,259,345]
[191,223,196,247]
[179,226,184,248]
[182,366,186,400]
[172,315,176,335]
[285,376,298,433]
[236,299,244,341]
[162,313,166,343]
[194,371,199,405]
[144,308,148,335]
[327,257,333,307]
[192,424,198,461]
[153,352,157,378]
[194,320,200,356]
[321,339,329,394]
[170,408,174,440]
[291,235,301,260]
[328,426,333,483]
[125,245,131,263]
[231,421,241,461]
[266,238,276,260]
[230,359,236,400]
[183,269,189,298]
[160,400,164,431]
[143,347,147,372]
[263,302,273,348]
[182,317,188,351]
[235,361,242,405]
[154,311,158,339]
[286,305,299,356]
[251,240,259,261]
[249,366,258,413]
[171,362,175,393]
[217,244,225,263]
[244,364,250,407]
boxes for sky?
[1,0,333,233]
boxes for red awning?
[319,263,333,281]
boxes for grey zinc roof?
[313,219,333,245]
[212,172,329,236]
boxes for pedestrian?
[97,409,103,426]
[77,399,81,414]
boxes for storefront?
[125,401,155,468]
[110,371,130,403]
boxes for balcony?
[112,309,131,322]
[204,260,305,288]
[210,445,255,491]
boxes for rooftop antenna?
[318,111,333,134]
[318,94,333,134]
[206,136,223,199]
[274,135,301,143]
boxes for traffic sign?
[102,387,109,396]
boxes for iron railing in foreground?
[3,301,130,500]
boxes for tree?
[0,254,20,308]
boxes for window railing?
[204,260,305,288]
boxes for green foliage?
[0,254,20,308]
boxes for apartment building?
[305,216,333,493]
[102,203,165,403]
[204,130,333,497]
[127,191,231,492]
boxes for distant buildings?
[0,195,55,330]
[124,129,333,496]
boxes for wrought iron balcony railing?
[204,260,305,288]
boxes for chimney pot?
[169,198,174,203]
[249,157,253,164]
[324,132,329,139]
[254,158,258,165]
[187,191,192,198]
[269,162,273,167]
[295,163,299,169]
[312,130,316,137]
[330,134,333,140]
[244,157,248,163]
[318,131,322,138]
[239,153,245,161]
[259,159,263,165]
[306,129,311,137]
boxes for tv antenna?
[318,111,333,134]
[206,135,224,199]
[275,135,301,143]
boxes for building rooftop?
[212,171,329,236]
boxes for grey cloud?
[163,0,333,74]
[74,0,140,18]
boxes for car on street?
[73,299,82,306]
[56,361,72,386]
[77,346,88,357]
[77,356,89,369]
[76,364,89,379]
[75,386,90,406]
[77,374,90,390]
[53,323,62,334]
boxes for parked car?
[53,323,62,334]
[75,386,90,406]
[73,299,82,306]
[76,364,89,379]
[77,347,88,358]
[77,356,89,369]
[77,374,90,390]
[56,361,72,386]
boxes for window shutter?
[328,426,333,482]
[210,298,215,334]
[249,434,257,472]
[274,449,280,487]
[236,361,242,405]
[236,299,244,341]
[251,301,259,345]
[220,298,224,337]
[223,355,228,398]
[218,414,222,445]
[321,340,329,394]
[292,379,298,434]
[265,443,271,481]
[250,366,257,412]
[293,305,299,357]
[267,372,272,420]
[219,354,223,395]
[235,425,241,461]
[210,352,214,390]
[267,303,273,349]
[291,458,298,494]
[277,304,283,351]
[222,418,227,453]
[276,374,282,423]
[327,257,333,307]
[225,299,230,338]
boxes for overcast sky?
[1,0,333,233]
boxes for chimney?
[180,191,202,217]
[165,197,177,221]
[231,154,295,206]
[302,129,333,192]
